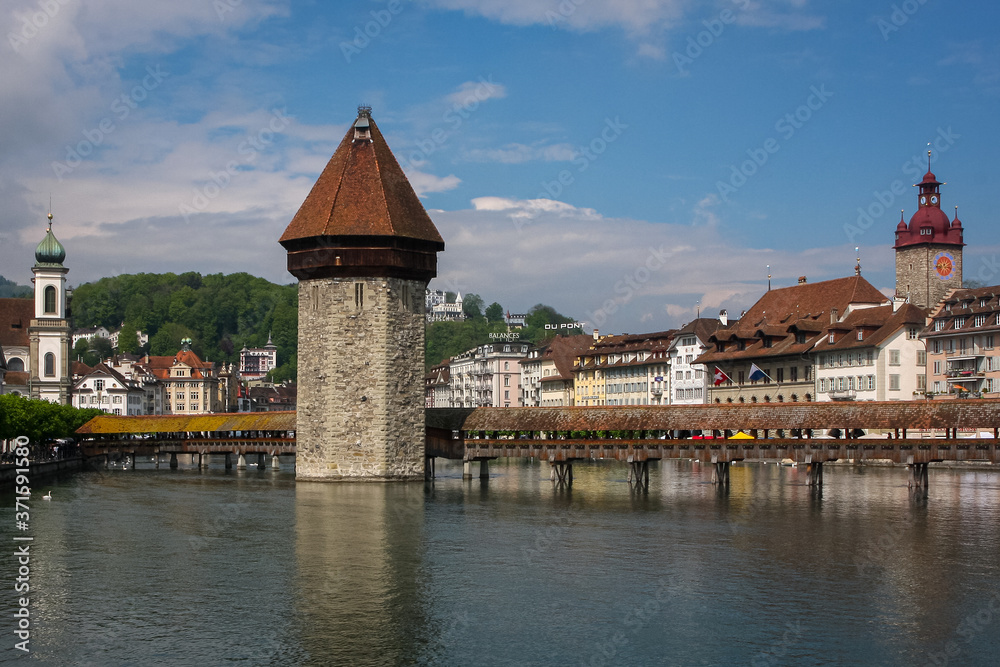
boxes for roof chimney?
[719,309,728,326]
[830,307,839,324]
[798,276,807,284]
[593,328,600,341]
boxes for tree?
[462,294,484,320]
[90,337,113,363]
[485,302,505,323]
[116,322,141,355]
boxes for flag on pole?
[748,363,769,382]
[713,367,730,386]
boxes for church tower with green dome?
[29,214,72,404]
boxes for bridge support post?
[225,452,232,470]
[806,461,823,486]
[257,453,265,469]
[628,460,649,490]
[425,457,435,481]
[154,453,159,469]
[237,453,247,470]
[463,460,473,480]
[551,462,573,486]
[909,462,929,490]
[712,461,730,486]
[199,453,208,469]
[480,459,490,480]
[169,452,178,469]
[272,454,280,470]
[131,453,136,470]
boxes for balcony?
[651,388,663,395]
[946,369,983,379]
[828,390,857,401]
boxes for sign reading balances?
[934,252,955,281]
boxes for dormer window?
[795,332,806,344]
[828,334,835,344]
[857,331,863,341]
[934,319,945,331]
[920,227,932,236]
[980,298,989,308]
[353,106,372,142]
[954,316,966,328]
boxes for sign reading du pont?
[545,322,584,330]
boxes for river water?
[3,458,1000,666]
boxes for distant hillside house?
[239,335,278,380]
[72,326,111,348]
[427,291,466,322]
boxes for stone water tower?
[279,107,444,480]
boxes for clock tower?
[893,153,964,309]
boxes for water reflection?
[293,483,430,666]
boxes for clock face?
[931,195,938,204]
[920,196,927,205]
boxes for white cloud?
[406,170,463,196]
[424,0,824,34]
[428,196,879,333]
[463,142,578,164]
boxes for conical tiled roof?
[280,108,443,245]
[279,107,443,281]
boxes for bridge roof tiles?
[76,411,295,434]
[460,401,1000,432]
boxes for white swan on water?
[42,492,52,500]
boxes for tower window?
[44,352,55,377]
[355,282,364,310]
[44,285,56,314]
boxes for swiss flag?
[713,367,729,386]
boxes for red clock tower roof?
[892,164,964,249]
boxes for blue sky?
[2,0,998,334]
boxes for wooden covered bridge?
[77,401,1000,488]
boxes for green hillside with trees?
[425,296,582,369]
[65,274,581,379]
[0,275,31,298]
[69,272,298,382]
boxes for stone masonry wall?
[896,244,963,309]
[296,276,427,481]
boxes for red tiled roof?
[699,275,889,364]
[4,370,28,386]
[146,350,215,380]
[279,112,444,246]
[0,298,32,348]
[813,303,927,352]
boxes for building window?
[932,340,942,354]
[819,378,827,392]
[867,376,875,391]
[955,317,966,328]
[776,368,784,382]
[829,334,835,344]
[790,366,798,381]
[43,286,56,314]
[44,353,55,377]
[917,350,926,366]
[986,335,995,350]
[975,314,987,327]
[355,282,364,310]
[917,374,926,390]
[95,379,104,391]
[933,361,941,375]
[112,395,122,404]
[889,374,900,391]
[503,376,510,387]
[934,320,945,331]
[889,350,901,366]
[907,327,919,339]
[857,331,863,341]
[177,404,185,411]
